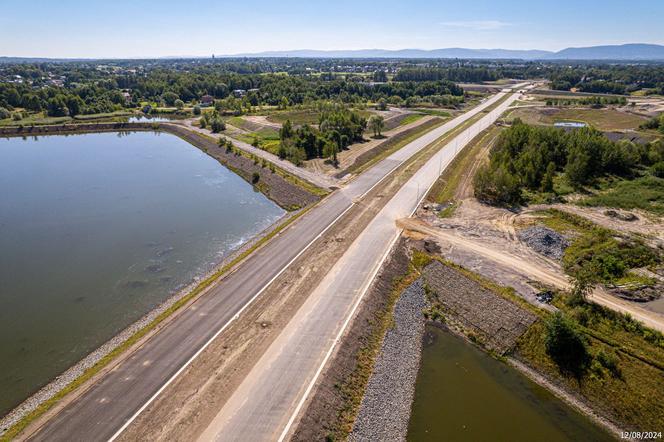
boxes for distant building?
[122,91,132,105]
[200,94,214,106]
[233,89,247,97]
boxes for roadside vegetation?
[427,125,501,215]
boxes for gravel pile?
[518,226,569,260]
[349,280,427,442]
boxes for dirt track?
[400,199,664,332]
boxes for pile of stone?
[349,281,427,442]
[518,226,569,260]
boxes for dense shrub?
[562,228,659,282]
[545,312,590,376]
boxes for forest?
[474,121,664,206]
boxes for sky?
[1,0,663,58]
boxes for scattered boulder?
[518,226,570,260]
[609,285,662,303]
[604,209,638,222]
[536,290,554,304]
[424,238,441,254]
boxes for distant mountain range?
[228,44,664,61]
[3,44,664,63]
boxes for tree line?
[474,121,664,206]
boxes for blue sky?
[1,0,663,58]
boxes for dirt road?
[399,217,664,332]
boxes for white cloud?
[441,20,511,31]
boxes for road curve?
[24,89,516,442]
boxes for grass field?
[579,175,664,216]
[507,107,647,131]
[234,127,281,154]
[411,108,452,118]
[396,113,425,127]
[266,109,321,125]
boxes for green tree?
[541,161,556,192]
[174,99,184,110]
[23,94,42,112]
[651,161,664,178]
[0,107,10,120]
[162,91,179,106]
[280,119,294,140]
[193,105,201,115]
[323,140,339,167]
[210,117,225,133]
[473,165,521,206]
[545,312,590,377]
[369,115,385,138]
[373,70,388,82]
[47,96,69,117]
[565,144,591,188]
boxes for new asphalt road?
[197,89,524,442]
[26,87,522,442]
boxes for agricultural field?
[507,106,648,132]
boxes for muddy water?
[407,326,615,442]
[0,131,284,415]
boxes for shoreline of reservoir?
[0,122,322,211]
[0,127,313,436]
[0,204,295,436]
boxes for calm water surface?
[0,131,284,415]
[408,326,615,442]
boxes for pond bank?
[348,255,620,441]
[0,204,295,437]
[349,280,427,441]
[0,122,320,211]
[408,326,615,441]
